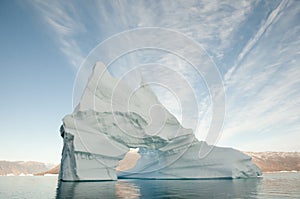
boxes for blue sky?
[0,0,299,164]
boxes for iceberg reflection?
[56,180,140,199]
[56,178,260,198]
[115,181,140,199]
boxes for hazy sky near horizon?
[0,0,299,164]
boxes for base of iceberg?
[59,62,262,181]
[118,143,261,179]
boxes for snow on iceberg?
[59,62,262,181]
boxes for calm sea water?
[0,173,299,198]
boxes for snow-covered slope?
[245,152,300,172]
[59,62,261,181]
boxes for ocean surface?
[0,172,299,198]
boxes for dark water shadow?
[56,178,261,199]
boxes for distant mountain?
[4,152,299,176]
[245,152,300,172]
[35,164,60,176]
[0,161,54,176]
[115,150,140,172]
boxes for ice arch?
[59,62,261,181]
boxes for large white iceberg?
[59,62,262,181]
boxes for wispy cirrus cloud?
[30,0,255,69]
[225,0,289,81]
[221,0,300,151]
[27,0,300,151]
[30,1,86,69]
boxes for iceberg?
[59,62,262,181]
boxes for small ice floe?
[44,174,59,177]
[18,173,33,176]
[279,170,298,173]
